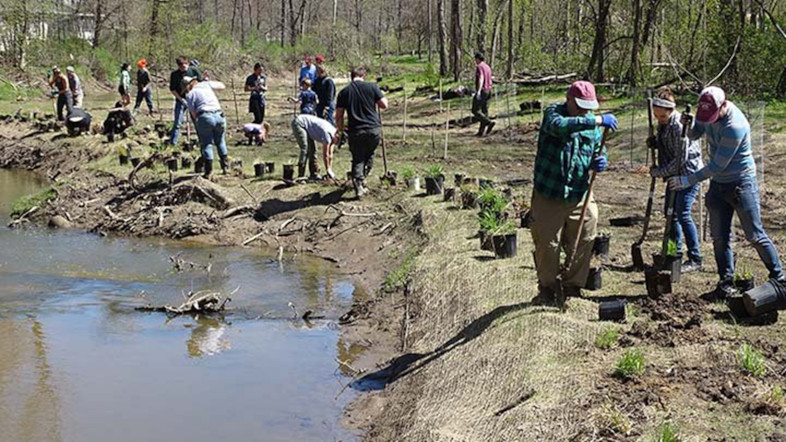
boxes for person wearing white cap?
[182,76,228,178]
[48,66,72,121]
[530,80,618,304]
[66,66,83,108]
[647,87,704,273]
[668,86,784,298]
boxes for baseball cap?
[66,66,75,72]
[137,59,147,68]
[315,54,325,63]
[567,81,599,110]
[696,86,726,123]
[181,76,196,88]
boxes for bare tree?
[437,0,448,76]
[450,0,462,80]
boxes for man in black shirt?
[244,63,267,124]
[314,64,336,125]
[334,67,389,198]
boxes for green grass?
[738,343,767,377]
[614,348,645,379]
[383,248,417,292]
[594,328,620,350]
[10,187,56,217]
[653,420,680,442]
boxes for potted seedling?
[254,160,266,177]
[166,158,178,171]
[734,267,755,292]
[424,164,445,195]
[593,232,611,259]
[283,162,296,181]
[490,219,518,259]
[461,184,479,209]
[454,173,466,187]
[478,208,498,251]
[266,162,275,173]
[401,166,420,191]
[652,239,682,283]
[478,187,509,219]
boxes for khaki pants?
[530,189,598,289]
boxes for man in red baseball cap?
[530,80,618,305]
[667,86,784,298]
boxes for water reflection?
[185,316,231,358]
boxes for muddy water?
[0,169,360,441]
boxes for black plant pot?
[130,157,141,167]
[599,299,626,321]
[194,158,205,174]
[743,278,786,317]
[454,174,465,187]
[479,179,494,189]
[254,163,266,177]
[444,187,456,202]
[585,267,603,291]
[645,269,672,298]
[479,230,494,251]
[735,277,756,293]
[266,162,275,173]
[166,158,178,172]
[520,209,532,229]
[462,192,478,210]
[119,155,129,165]
[425,175,445,196]
[492,233,517,259]
[726,296,750,318]
[181,157,192,169]
[283,164,295,181]
[593,234,611,258]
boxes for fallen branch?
[135,287,237,315]
[242,230,267,246]
[7,205,39,227]
[239,183,258,204]
[223,204,255,219]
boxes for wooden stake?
[444,101,450,159]
[439,78,443,113]
[505,83,512,129]
[231,77,240,125]
[402,86,408,141]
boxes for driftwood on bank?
[135,288,236,315]
[511,72,577,85]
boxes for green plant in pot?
[478,187,509,218]
[424,164,445,195]
[490,218,517,259]
[478,208,499,251]
[734,266,755,292]
[401,166,420,191]
[461,184,478,209]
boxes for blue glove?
[600,114,618,131]
[667,176,690,191]
[592,155,608,172]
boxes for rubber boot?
[203,160,213,179]
[297,164,307,179]
[476,122,487,137]
[219,155,229,175]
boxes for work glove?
[680,113,693,129]
[600,114,618,131]
[592,155,608,173]
[667,175,690,191]
[649,166,664,178]
[646,135,657,150]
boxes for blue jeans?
[316,103,335,126]
[170,99,186,145]
[665,184,702,263]
[706,176,783,281]
[134,88,154,112]
[194,111,227,161]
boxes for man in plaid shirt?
[648,87,704,273]
[531,81,618,303]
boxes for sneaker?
[485,121,496,135]
[327,169,336,179]
[715,280,735,300]
[682,260,703,273]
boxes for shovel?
[631,96,657,270]
[659,105,692,269]
[556,127,610,308]
[378,108,397,186]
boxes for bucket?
[425,176,444,195]
[254,163,265,177]
[593,235,611,258]
[408,177,421,191]
[599,299,626,321]
[492,233,517,259]
[735,277,756,293]
[166,158,178,172]
[743,279,786,317]
[283,164,295,181]
[645,269,672,298]
[266,162,275,173]
[585,267,603,291]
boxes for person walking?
[133,59,154,115]
[66,66,83,108]
[291,114,337,180]
[314,64,336,125]
[472,52,494,136]
[48,66,73,121]
[299,55,317,83]
[647,87,704,273]
[530,80,618,303]
[333,67,389,199]
[118,63,132,106]
[182,76,229,178]
[244,63,267,124]
[667,86,784,298]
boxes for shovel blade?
[631,243,644,270]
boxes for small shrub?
[478,209,501,234]
[769,386,784,403]
[383,249,416,292]
[425,164,444,178]
[654,420,680,442]
[400,166,416,181]
[477,187,508,213]
[595,328,620,350]
[614,348,645,379]
[738,343,767,377]
[595,403,631,435]
[11,187,55,217]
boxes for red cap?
[696,86,725,123]
[567,81,599,110]
[315,54,325,64]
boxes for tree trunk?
[450,0,462,81]
[437,0,449,76]
[92,0,103,48]
[397,0,403,54]
[476,0,488,54]
[280,0,286,47]
[626,0,643,86]
[506,0,514,78]
[428,0,433,63]
[586,0,612,82]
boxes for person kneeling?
[243,122,270,146]
[65,108,92,136]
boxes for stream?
[0,169,361,441]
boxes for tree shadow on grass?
[351,301,538,391]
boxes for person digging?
[182,76,229,178]
[667,86,785,299]
[648,87,704,273]
[291,114,337,181]
[530,80,618,305]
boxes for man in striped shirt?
[668,86,784,298]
